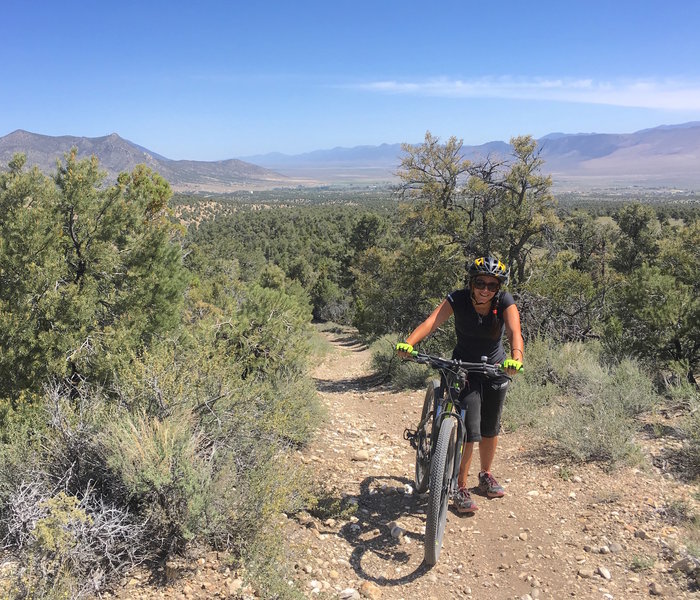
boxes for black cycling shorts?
[458,375,509,442]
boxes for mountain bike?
[403,352,509,565]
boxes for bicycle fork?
[436,405,468,499]
[451,414,468,494]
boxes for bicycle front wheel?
[424,415,458,565]
[414,379,440,493]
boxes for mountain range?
[0,130,299,193]
[242,122,700,191]
[2,123,700,193]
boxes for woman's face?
[471,275,500,303]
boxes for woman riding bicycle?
[397,255,524,513]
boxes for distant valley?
[1,122,700,192]
[243,122,700,191]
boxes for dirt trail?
[284,327,699,600]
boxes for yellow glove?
[502,358,523,372]
[396,342,414,354]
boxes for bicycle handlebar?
[409,351,509,378]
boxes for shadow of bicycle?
[335,474,436,586]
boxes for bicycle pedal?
[403,428,419,449]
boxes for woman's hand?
[502,358,523,375]
[395,342,414,358]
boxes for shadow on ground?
[336,475,433,586]
[314,373,387,393]
[327,333,369,352]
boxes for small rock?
[526,490,540,497]
[352,450,370,461]
[519,532,529,542]
[359,581,381,599]
[671,556,697,574]
[165,561,180,582]
[390,525,405,540]
[634,529,648,540]
[598,566,612,580]
[577,568,595,578]
[599,545,610,554]
[227,578,243,594]
[609,542,623,553]
[339,589,360,600]
[649,581,664,596]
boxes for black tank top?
[446,288,515,364]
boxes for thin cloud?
[354,76,700,110]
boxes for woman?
[396,256,524,513]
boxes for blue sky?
[3,0,700,160]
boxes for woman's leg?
[477,379,509,497]
[457,441,474,488]
[457,385,482,488]
[478,435,498,473]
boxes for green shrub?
[505,338,660,465]
[101,407,210,551]
[630,554,655,572]
[609,358,660,416]
[369,335,431,389]
[503,379,558,432]
[546,395,640,464]
[3,477,145,599]
[251,375,326,448]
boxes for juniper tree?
[0,151,187,401]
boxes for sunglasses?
[473,279,500,292]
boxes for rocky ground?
[37,326,700,599]
[279,327,700,600]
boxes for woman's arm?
[503,303,524,362]
[405,299,454,348]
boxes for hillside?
[0,130,314,192]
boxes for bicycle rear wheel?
[424,415,458,565]
[414,379,440,493]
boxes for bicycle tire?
[424,415,458,565]
[414,379,440,493]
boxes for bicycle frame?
[411,353,504,482]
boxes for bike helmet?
[468,256,510,285]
